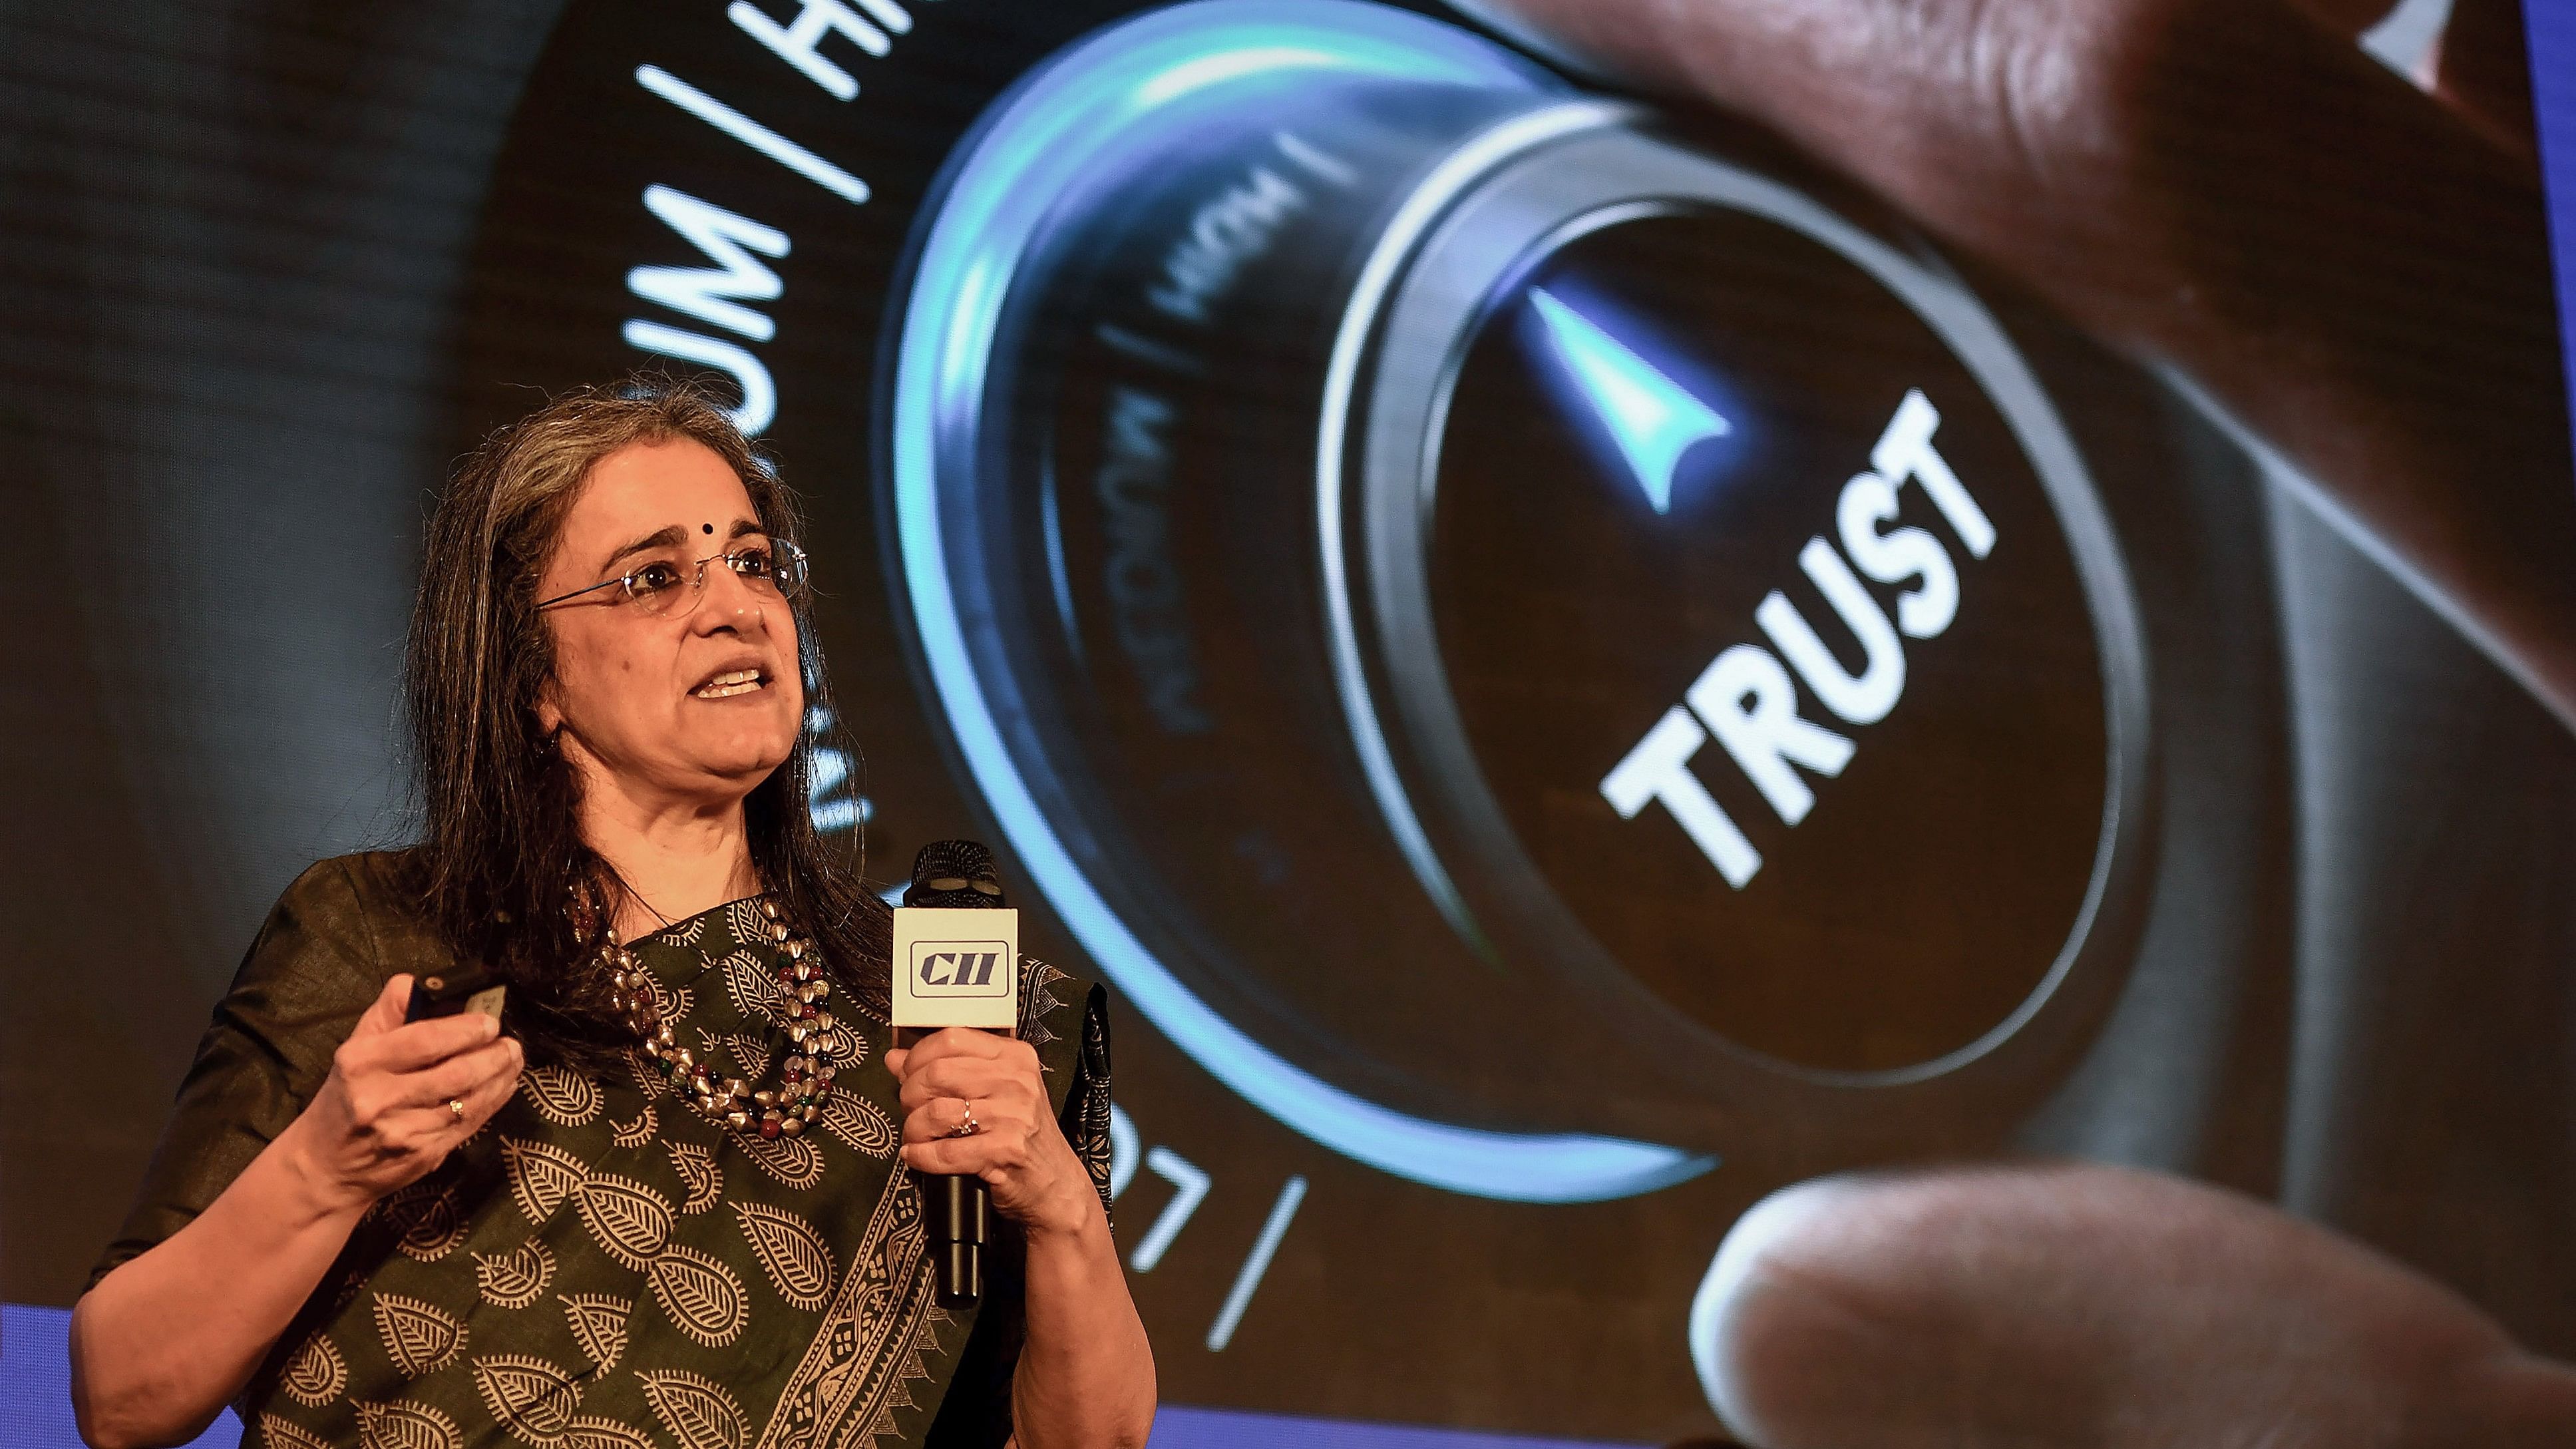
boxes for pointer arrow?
[1530,288,1731,514]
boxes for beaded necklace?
[609,897,840,1140]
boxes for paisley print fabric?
[89,852,1112,1449]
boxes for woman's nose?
[694,559,767,630]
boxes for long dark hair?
[406,377,889,1070]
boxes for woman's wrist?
[269,1112,375,1224]
[1017,1171,1110,1249]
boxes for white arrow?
[1531,288,1732,513]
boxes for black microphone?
[900,840,1011,1309]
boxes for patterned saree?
[89,852,1114,1449]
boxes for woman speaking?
[68,382,1155,1449]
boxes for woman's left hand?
[887,1029,1097,1238]
[892,1028,1156,1448]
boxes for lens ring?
[1329,123,2152,1090]
[886,0,1717,1203]
[889,0,2154,1189]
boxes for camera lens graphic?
[889,0,2148,1200]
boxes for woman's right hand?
[71,973,526,1449]
[281,973,524,1215]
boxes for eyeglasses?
[536,538,810,617]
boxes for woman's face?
[534,437,805,811]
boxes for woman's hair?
[405,376,889,1068]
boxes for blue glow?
[1529,289,1730,513]
[1,1305,241,1449]
[2529,2,2576,445]
[1149,1406,1645,1449]
[1137,45,1350,106]
[890,1,1714,1202]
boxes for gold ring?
[946,1099,980,1138]
[449,1098,467,1120]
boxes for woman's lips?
[692,668,767,700]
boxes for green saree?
[90,852,1116,1449]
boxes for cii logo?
[1530,288,1732,514]
[909,940,1012,996]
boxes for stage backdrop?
[5,1,2575,1445]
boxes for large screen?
[6,1,2575,1444]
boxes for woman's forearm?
[1012,1206,1157,1449]
[71,1115,367,1449]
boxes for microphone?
[896,840,1018,1309]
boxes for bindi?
[702,522,715,535]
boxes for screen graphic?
[5,1,2575,1445]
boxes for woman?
[69,381,1155,1449]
